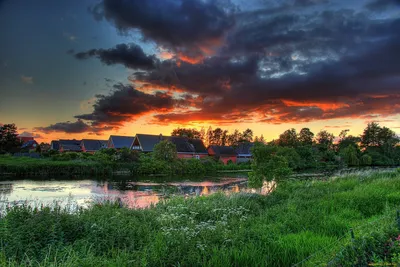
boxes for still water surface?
[0,175,270,209]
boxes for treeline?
[172,127,257,146]
[268,122,400,168]
[173,123,400,168]
[248,122,400,188]
[0,145,250,177]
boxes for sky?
[0,0,399,143]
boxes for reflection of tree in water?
[107,180,131,191]
[0,183,13,196]
[92,178,250,208]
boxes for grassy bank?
[0,155,251,177]
[0,155,123,176]
[1,170,400,266]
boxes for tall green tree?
[361,122,382,148]
[211,128,224,145]
[278,128,298,147]
[298,128,314,146]
[153,140,177,162]
[241,128,254,143]
[0,124,21,153]
[340,145,360,166]
[254,135,266,144]
[316,130,335,150]
[227,129,242,146]
[171,128,201,139]
[276,147,301,170]
[378,127,398,147]
[221,130,229,146]
[249,143,292,188]
[206,127,213,147]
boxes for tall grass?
[1,170,400,266]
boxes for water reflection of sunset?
[1,177,277,210]
[200,186,209,196]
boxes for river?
[0,174,274,210]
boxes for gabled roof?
[208,145,237,156]
[169,136,208,154]
[50,141,60,150]
[21,140,38,149]
[235,142,254,155]
[61,144,82,152]
[59,139,81,146]
[109,135,135,149]
[59,140,82,152]
[135,134,164,152]
[134,134,208,154]
[82,139,107,152]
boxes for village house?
[107,135,135,150]
[235,142,254,163]
[207,145,237,164]
[21,140,39,151]
[59,140,82,152]
[132,134,208,159]
[17,135,34,144]
[50,140,60,151]
[81,139,107,153]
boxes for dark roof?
[169,136,208,154]
[135,134,208,153]
[135,134,164,152]
[109,135,135,149]
[235,142,254,155]
[209,145,237,156]
[59,140,82,152]
[82,139,107,152]
[59,139,82,146]
[21,140,38,149]
[100,140,108,148]
[61,144,82,152]
[50,141,60,150]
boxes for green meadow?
[2,169,400,266]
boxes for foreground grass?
[2,170,400,266]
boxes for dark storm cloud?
[36,120,93,134]
[18,131,42,138]
[74,84,176,127]
[132,55,260,95]
[225,8,390,56]
[145,20,400,124]
[70,0,400,127]
[365,0,400,11]
[90,0,235,58]
[294,0,330,6]
[75,43,158,70]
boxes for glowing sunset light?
[0,0,399,142]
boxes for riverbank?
[1,170,400,266]
[0,155,252,177]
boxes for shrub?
[360,154,373,166]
